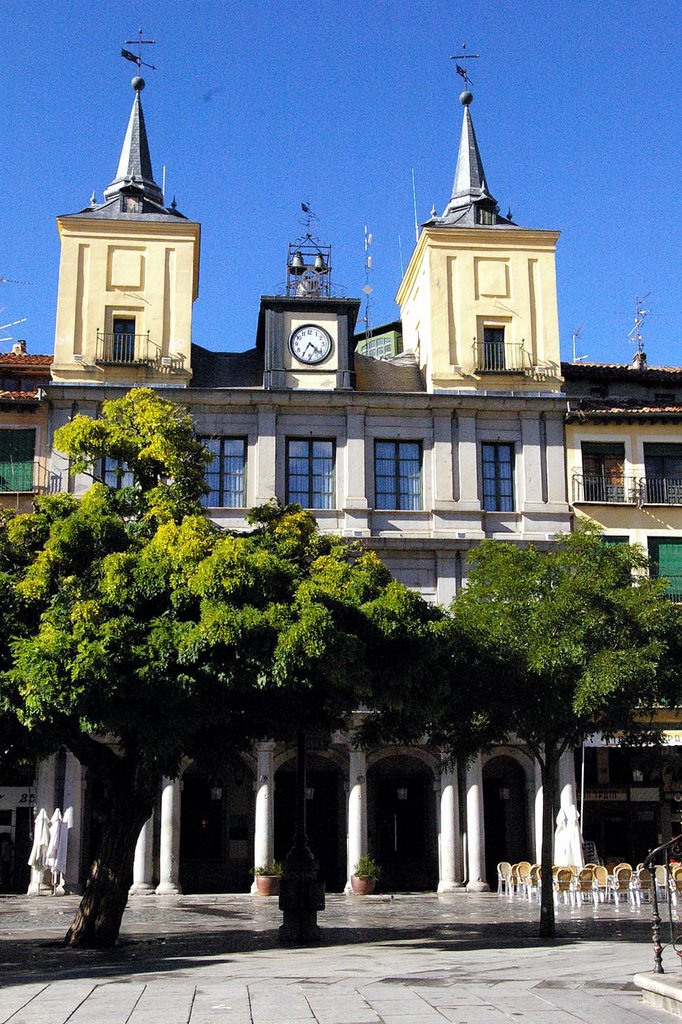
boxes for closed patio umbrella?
[27,808,50,893]
[45,808,68,891]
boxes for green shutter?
[649,538,682,599]
[0,429,35,491]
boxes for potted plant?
[252,861,283,896]
[351,855,381,895]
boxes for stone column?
[130,815,155,895]
[345,749,367,893]
[438,764,463,891]
[559,749,577,813]
[534,761,543,863]
[251,742,275,893]
[156,776,182,895]
[465,755,489,891]
[28,754,57,895]
[62,753,83,894]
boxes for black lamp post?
[278,729,325,945]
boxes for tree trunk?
[64,778,155,949]
[538,749,557,939]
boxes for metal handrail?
[95,331,154,366]
[571,473,642,504]
[474,341,529,373]
[644,477,682,506]
[643,834,682,973]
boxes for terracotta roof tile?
[0,353,53,367]
[0,389,40,401]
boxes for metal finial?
[450,43,479,94]
[170,196,177,210]
[121,29,156,79]
[430,204,437,218]
[90,191,97,206]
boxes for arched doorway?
[180,760,254,893]
[483,754,529,888]
[367,753,438,892]
[274,754,345,892]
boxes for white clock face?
[289,324,333,365]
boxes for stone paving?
[0,890,677,1022]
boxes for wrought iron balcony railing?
[572,473,642,504]
[474,341,529,373]
[573,474,682,507]
[644,477,682,505]
[96,331,154,366]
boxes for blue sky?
[1,0,680,366]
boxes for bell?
[313,253,327,273]
[290,251,305,274]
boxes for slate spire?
[429,90,515,228]
[103,77,164,205]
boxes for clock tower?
[258,232,360,390]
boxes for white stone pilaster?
[465,754,489,891]
[251,742,275,893]
[255,408,277,504]
[344,411,368,532]
[156,776,182,895]
[457,414,481,511]
[130,815,155,895]
[344,749,367,893]
[438,765,463,891]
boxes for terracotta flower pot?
[350,875,376,895]
[255,875,280,896]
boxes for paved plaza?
[0,891,676,1023]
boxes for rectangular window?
[648,538,682,601]
[103,456,135,490]
[0,429,35,491]
[374,440,422,510]
[644,443,682,504]
[481,442,514,512]
[581,442,625,502]
[201,437,247,508]
[286,439,335,509]
[112,316,136,363]
[482,327,505,371]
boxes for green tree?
[434,528,680,938]
[5,390,441,948]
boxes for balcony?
[572,474,642,504]
[96,331,155,366]
[474,340,529,374]
[644,477,682,505]
[573,474,682,506]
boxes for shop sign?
[663,731,682,746]
[630,787,660,803]
[0,787,35,809]
[584,789,628,802]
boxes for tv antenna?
[627,294,651,358]
[361,226,374,340]
[121,29,156,73]
[571,323,587,363]
[0,316,27,343]
[450,43,480,90]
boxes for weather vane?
[121,29,156,73]
[300,201,319,234]
[450,43,479,89]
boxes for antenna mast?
[571,322,586,363]
[627,294,651,360]
[362,226,373,340]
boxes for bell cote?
[396,88,562,393]
[51,76,200,387]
